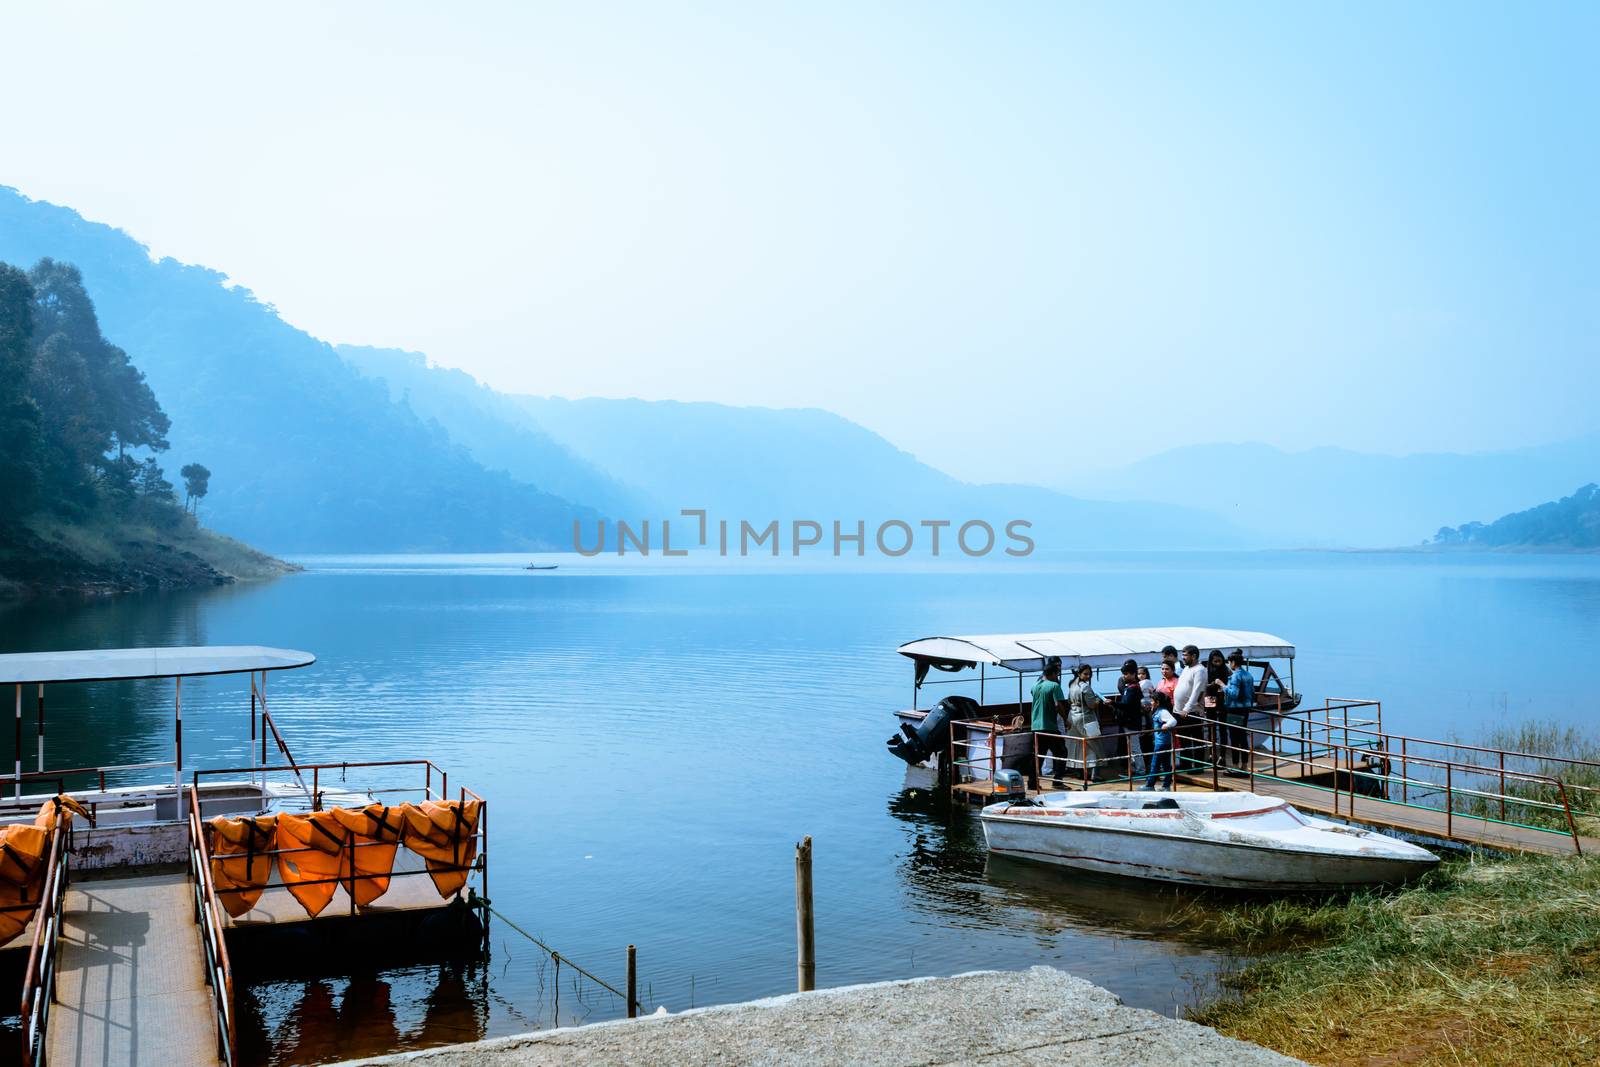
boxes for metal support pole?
[627,945,638,1018]
[980,663,985,706]
[1446,764,1453,838]
[36,684,44,773]
[13,684,20,800]
[175,676,183,788]
[1491,748,1504,825]
[795,836,815,993]
[1211,725,1220,791]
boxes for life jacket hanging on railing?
[207,814,278,918]
[329,803,403,906]
[276,810,352,918]
[0,796,87,946]
[398,799,481,899]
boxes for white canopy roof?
[897,627,1293,672]
[0,646,316,685]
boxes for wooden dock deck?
[47,869,219,1067]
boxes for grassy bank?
[1190,853,1600,1066]
[0,515,298,597]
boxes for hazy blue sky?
[2,2,1595,484]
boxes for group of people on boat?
[1022,643,1257,790]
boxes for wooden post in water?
[627,944,637,1018]
[795,836,815,992]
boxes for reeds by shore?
[1190,851,1600,1066]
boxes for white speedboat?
[979,790,1438,890]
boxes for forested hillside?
[1431,484,1600,550]
[0,188,594,552]
[0,258,289,595]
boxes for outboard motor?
[887,695,980,766]
[991,768,1028,803]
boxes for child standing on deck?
[1142,691,1177,791]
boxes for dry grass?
[1189,853,1600,1066]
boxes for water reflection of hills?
[886,789,1252,952]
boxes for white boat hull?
[980,791,1438,890]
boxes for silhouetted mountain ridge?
[0,187,595,552]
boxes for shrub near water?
[1191,854,1600,1066]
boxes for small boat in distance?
[980,790,1438,889]
[525,563,559,570]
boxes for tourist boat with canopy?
[979,789,1438,889]
[887,626,1302,786]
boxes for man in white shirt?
[1171,643,1208,770]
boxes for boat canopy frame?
[898,626,1295,710]
[0,645,316,800]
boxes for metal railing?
[1187,712,1587,853]
[188,795,237,1067]
[2,762,181,831]
[192,757,456,815]
[17,820,70,1067]
[1253,713,1600,820]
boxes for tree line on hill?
[0,258,210,543]
[1431,483,1600,550]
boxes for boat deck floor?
[223,869,455,929]
[47,869,220,1067]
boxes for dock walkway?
[46,869,219,1067]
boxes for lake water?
[4,550,1598,1064]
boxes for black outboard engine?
[887,695,980,766]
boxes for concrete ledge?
[335,966,1303,1066]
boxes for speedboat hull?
[979,791,1438,890]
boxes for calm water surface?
[4,551,1598,1064]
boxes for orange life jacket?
[328,804,402,907]
[208,814,278,918]
[276,810,351,918]
[398,800,481,899]
[0,797,86,947]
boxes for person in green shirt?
[1028,656,1068,788]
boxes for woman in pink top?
[1156,661,1179,706]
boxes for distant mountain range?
[339,346,1246,551]
[1431,483,1600,550]
[5,185,1591,555]
[1070,439,1600,548]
